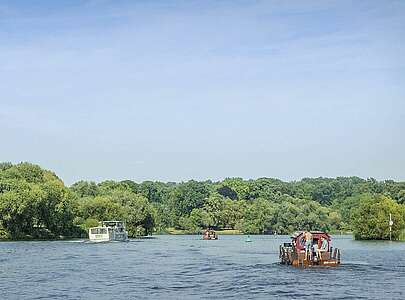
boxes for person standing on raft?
[304,231,313,260]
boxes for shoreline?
[2,230,405,242]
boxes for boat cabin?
[293,231,330,252]
[279,231,341,267]
[88,220,128,242]
[102,221,125,230]
[203,229,218,240]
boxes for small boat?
[245,235,252,242]
[279,231,341,267]
[202,229,218,240]
[88,221,128,242]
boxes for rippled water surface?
[1,235,404,299]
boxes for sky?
[0,0,404,185]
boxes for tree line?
[1,162,404,240]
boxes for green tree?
[0,162,13,171]
[311,182,334,205]
[137,181,171,203]
[70,181,99,197]
[169,180,210,219]
[353,194,405,240]
[397,190,405,204]
[221,199,246,229]
[216,185,238,200]
[221,178,250,200]
[119,192,156,236]
[153,203,175,231]
[272,196,330,234]
[202,193,225,228]
[327,211,342,231]
[77,196,125,222]
[75,189,156,237]
[188,208,213,231]
[331,194,362,230]
[240,199,275,234]
[0,163,77,239]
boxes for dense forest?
[1,162,404,240]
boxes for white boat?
[88,221,128,242]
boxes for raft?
[279,231,341,267]
[202,229,218,240]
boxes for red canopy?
[292,231,330,251]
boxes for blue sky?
[1,0,404,185]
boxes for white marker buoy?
[389,213,393,241]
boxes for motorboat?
[88,221,128,242]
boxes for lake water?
[1,235,404,299]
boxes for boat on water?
[279,231,341,267]
[202,229,218,240]
[88,221,129,242]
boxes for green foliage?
[136,181,170,203]
[331,194,362,230]
[399,229,405,241]
[77,218,99,231]
[153,203,174,232]
[311,182,334,205]
[202,193,225,227]
[221,178,250,200]
[240,199,275,234]
[221,199,246,229]
[169,180,210,217]
[0,163,44,184]
[70,181,99,197]
[76,196,125,221]
[0,162,13,172]
[97,180,128,195]
[397,190,405,204]
[74,188,156,237]
[186,208,213,233]
[327,211,342,231]
[0,163,76,239]
[119,192,156,237]
[216,185,238,200]
[271,197,330,234]
[247,178,287,201]
[353,194,405,240]
[2,161,405,240]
